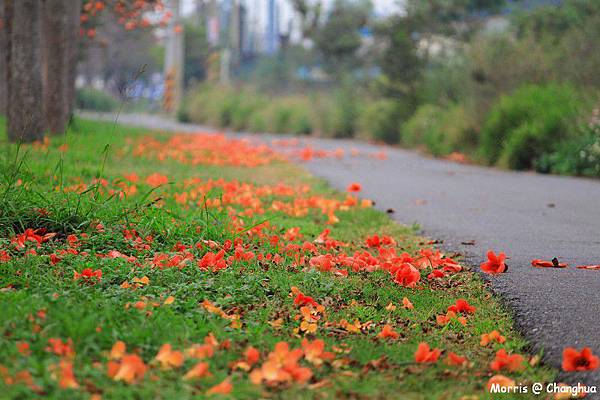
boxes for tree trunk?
[42,0,68,134]
[7,0,44,142]
[65,0,80,121]
[0,0,6,116]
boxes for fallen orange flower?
[185,343,215,359]
[145,173,169,187]
[393,263,421,288]
[377,325,400,340]
[183,362,211,380]
[436,311,467,326]
[302,339,334,366]
[110,341,127,360]
[414,342,441,364]
[531,258,567,268]
[249,342,312,386]
[486,375,516,392]
[402,297,414,309]
[206,378,233,395]
[562,347,599,371]
[245,346,260,366]
[339,318,362,333]
[490,349,525,372]
[108,354,147,384]
[447,299,476,315]
[154,344,184,369]
[481,250,507,274]
[480,331,506,346]
[50,359,79,389]
[346,183,362,192]
[576,264,600,270]
[73,268,102,283]
[46,338,75,358]
[231,346,261,371]
[445,352,467,367]
[16,342,31,356]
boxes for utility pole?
[163,0,184,115]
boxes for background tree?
[6,0,45,142]
[42,0,70,135]
[289,0,322,41]
[0,0,6,115]
[2,0,168,142]
[183,19,208,87]
[313,0,372,74]
[66,0,82,120]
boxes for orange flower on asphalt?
[206,378,233,395]
[402,297,414,309]
[445,352,467,367]
[50,359,79,389]
[154,344,184,369]
[480,250,507,274]
[490,349,525,372]
[346,183,362,192]
[183,362,211,380]
[562,347,599,371]
[302,339,334,366]
[576,264,600,270]
[531,258,567,268]
[486,375,516,392]
[377,325,400,340]
[414,342,441,364]
[107,354,147,384]
[447,299,476,315]
[480,331,506,346]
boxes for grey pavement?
[81,111,600,387]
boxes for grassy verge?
[0,117,554,399]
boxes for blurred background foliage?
[76,0,600,177]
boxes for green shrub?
[359,99,400,144]
[186,84,232,126]
[76,88,118,112]
[401,103,478,156]
[331,86,359,138]
[480,84,582,169]
[535,125,600,177]
[401,104,441,149]
[291,112,313,135]
[272,105,294,133]
[230,94,265,131]
[248,112,267,133]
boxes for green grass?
[0,117,555,399]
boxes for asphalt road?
[84,111,600,386]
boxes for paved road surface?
[83,112,600,385]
